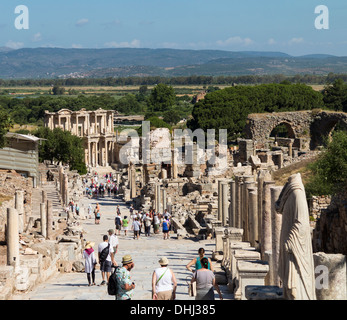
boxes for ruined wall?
[312,188,347,254]
[0,170,32,241]
[243,110,347,150]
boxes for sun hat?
[158,257,169,265]
[84,241,94,249]
[122,255,133,265]
[108,229,114,234]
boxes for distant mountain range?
[0,47,347,79]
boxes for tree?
[188,83,324,141]
[34,127,87,174]
[322,78,347,112]
[0,110,13,148]
[148,84,176,112]
[305,130,347,197]
[52,85,66,95]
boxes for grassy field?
[0,84,325,97]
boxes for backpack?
[99,244,110,262]
[108,266,120,295]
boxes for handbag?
[186,274,197,297]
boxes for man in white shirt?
[98,235,117,285]
[108,229,119,255]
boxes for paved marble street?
[13,185,233,301]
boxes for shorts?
[134,230,139,236]
[163,230,169,234]
[100,260,112,273]
[116,224,121,230]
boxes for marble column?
[217,179,223,222]
[229,180,236,227]
[6,208,19,268]
[15,190,24,234]
[257,170,271,250]
[248,188,258,248]
[40,203,47,238]
[47,200,53,240]
[261,180,276,260]
[156,184,161,213]
[130,166,136,199]
[235,176,243,229]
[221,181,229,227]
[63,173,69,206]
[271,185,283,286]
[241,176,255,241]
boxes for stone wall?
[0,170,32,242]
[312,188,347,254]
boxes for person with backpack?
[115,255,135,300]
[152,257,177,300]
[115,211,122,236]
[98,235,117,285]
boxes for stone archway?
[243,110,347,151]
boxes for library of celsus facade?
[44,108,116,167]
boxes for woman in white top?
[83,241,97,286]
[152,257,177,300]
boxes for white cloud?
[288,37,304,45]
[72,43,83,49]
[216,36,254,47]
[104,39,141,48]
[6,40,24,49]
[75,18,89,27]
[32,32,42,42]
[268,38,276,45]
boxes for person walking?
[162,216,170,240]
[132,217,141,240]
[94,203,100,224]
[122,215,129,236]
[115,212,122,236]
[152,257,177,300]
[191,257,223,300]
[153,213,160,234]
[108,229,119,255]
[98,235,117,285]
[186,247,214,272]
[115,255,135,300]
[144,213,152,237]
[83,241,96,286]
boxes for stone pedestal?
[235,260,269,300]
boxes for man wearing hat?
[115,255,135,300]
[152,257,177,300]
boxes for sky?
[0,0,346,56]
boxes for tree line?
[1,73,347,87]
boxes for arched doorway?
[269,122,296,139]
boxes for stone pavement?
[13,188,233,301]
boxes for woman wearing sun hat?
[83,241,97,286]
[152,257,177,300]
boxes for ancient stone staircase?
[31,181,65,218]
